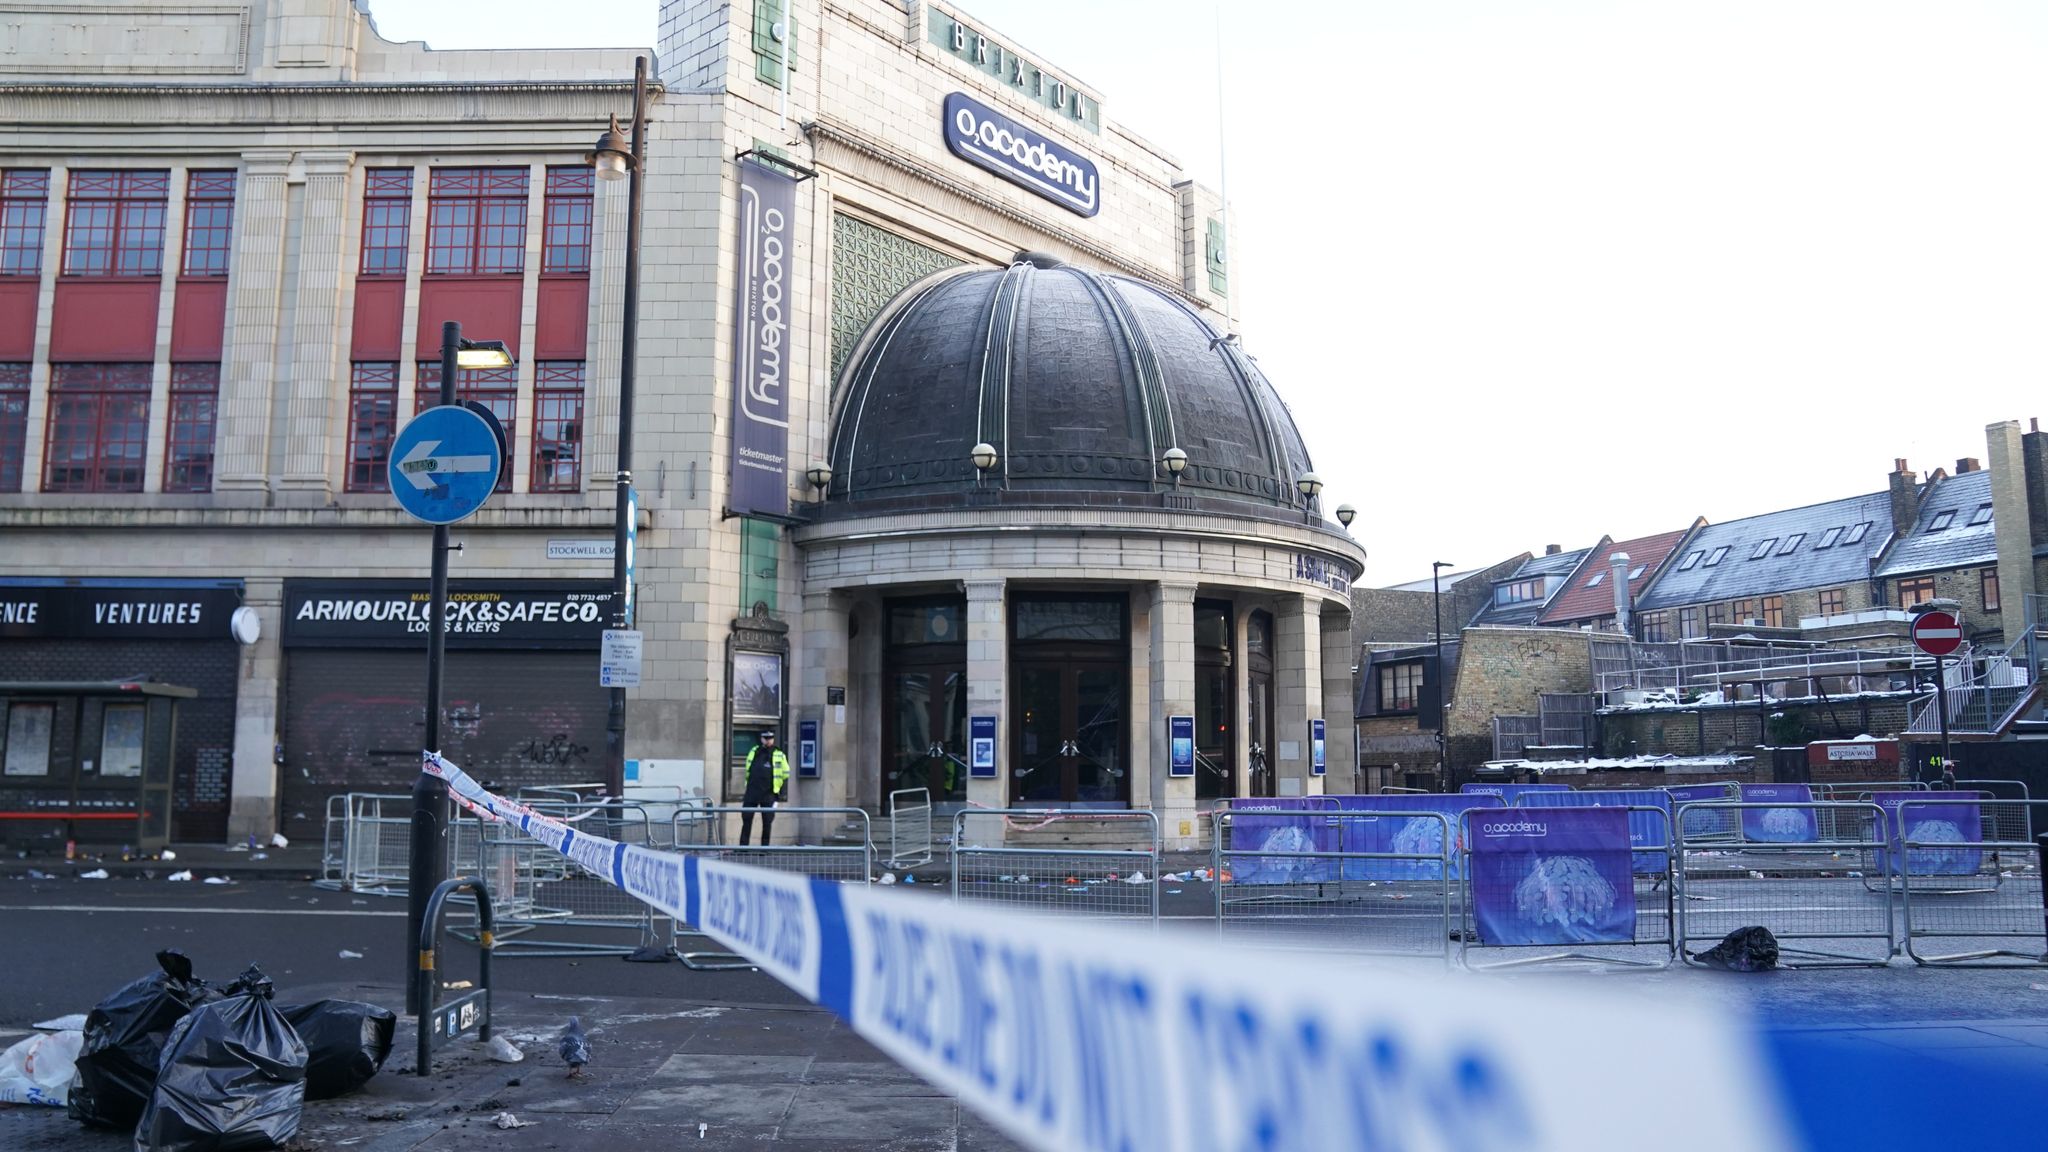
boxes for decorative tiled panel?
[829,213,961,388]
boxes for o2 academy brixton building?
[0,0,1361,850]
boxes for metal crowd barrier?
[1212,809,1454,964]
[1675,801,1893,968]
[1458,806,1676,971]
[666,805,875,969]
[888,787,933,869]
[1811,780,1928,803]
[1665,782,1742,844]
[951,809,1161,921]
[314,793,416,895]
[475,799,674,958]
[1898,798,2048,966]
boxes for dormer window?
[1498,578,1544,604]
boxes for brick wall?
[1352,555,1524,646]
[1439,626,1595,770]
[1880,564,2005,641]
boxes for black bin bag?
[135,966,307,1152]
[279,1000,395,1099]
[1694,925,1781,972]
[70,950,215,1130]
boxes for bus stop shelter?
[0,679,197,852]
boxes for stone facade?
[0,0,1356,843]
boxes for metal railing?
[1897,798,2047,966]
[667,805,874,969]
[1457,806,1676,971]
[1675,801,1893,968]
[887,788,932,869]
[1212,809,1454,963]
[1594,637,1928,706]
[951,808,1160,920]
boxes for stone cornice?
[0,81,656,134]
[0,505,646,532]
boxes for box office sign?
[0,582,243,640]
[282,580,614,650]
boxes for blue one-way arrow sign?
[389,405,502,525]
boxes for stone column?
[1273,594,1324,797]
[1148,582,1198,848]
[1987,420,2037,645]
[228,578,284,843]
[278,151,354,500]
[583,155,630,494]
[1320,608,1356,794]
[215,151,293,494]
[797,589,851,811]
[965,579,1007,810]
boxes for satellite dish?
[231,606,262,646]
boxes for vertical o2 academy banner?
[1470,806,1636,946]
[728,157,797,517]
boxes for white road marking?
[0,904,402,917]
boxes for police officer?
[739,728,791,845]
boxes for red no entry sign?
[1911,610,1963,657]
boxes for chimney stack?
[1609,551,1632,634]
[2023,420,2048,550]
[1544,544,1561,556]
[1889,458,1921,539]
[1956,458,1981,474]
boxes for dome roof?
[825,261,1316,514]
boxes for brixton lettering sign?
[0,583,243,640]
[943,92,1100,218]
[927,9,1099,131]
[281,580,614,650]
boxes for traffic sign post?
[405,321,508,1015]
[1911,608,1963,788]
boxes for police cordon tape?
[422,753,2041,1152]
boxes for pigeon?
[558,1016,589,1078]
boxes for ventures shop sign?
[942,92,1099,218]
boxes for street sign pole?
[1934,649,1952,788]
[605,57,648,803]
[407,320,462,1015]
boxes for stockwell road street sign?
[390,404,503,525]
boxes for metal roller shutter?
[280,648,608,846]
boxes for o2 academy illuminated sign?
[943,92,1100,218]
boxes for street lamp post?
[1431,560,1453,791]
[592,56,648,801]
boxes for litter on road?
[167,871,193,882]
[79,869,108,880]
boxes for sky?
[371,1,2048,585]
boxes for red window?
[425,168,528,275]
[531,361,584,492]
[62,170,170,277]
[43,363,151,492]
[417,361,515,491]
[180,170,236,277]
[541,167,593,274]
[1,170,49,277]
[162,363,218,492]
[345,362,398,493]
[0,363,28,492]
[359,169,413,276]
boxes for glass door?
[1012,666,1066,803]
[1194,600,1234,802]
[1247,609,1275,798]
[1009,661,1127,805]
[883,666,967,804]
[1071,665,1124,804]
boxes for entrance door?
[1194,600,1234,802]
[882,665,966,804]
[1010,661,1125,805]
[1247,609,1275,798]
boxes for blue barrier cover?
[1513,790,1670,874]
[1469,807,1636,946]
[1324,794,1504,880]
[1461,783,1570,805]
[1872,791,1984,877]
[1666,783,1738,840]
[1227,800,1338,884]
[1739,784,1818,843]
